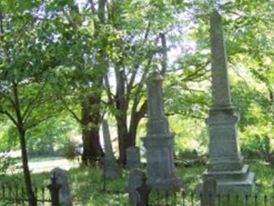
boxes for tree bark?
[79,0,107,166]
[116,104,146,165]
[115,68,128,165]
[12,82,37,206]
[18,126,37,206]
[81,95,104,165]
[116,115,128,165]
[128,100,147,147]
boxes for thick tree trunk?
[115,68,129,165]
[12,82,36,206]
[18,127,37,206]
[80,0,107,165]
[116,115,128,165]
[116,114,143,165]
[81,95,104,165]
[116,100,147,165]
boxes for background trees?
[0,1,62,205]
[0,1,273,205]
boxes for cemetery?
[0,0,273,206]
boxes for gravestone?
[142,71,182,191]
[128,169,150,206]
[50,168,73,206]
[201,177,217,206]
[203,9,254,194]
[102,119,119,179]
[48,174,61,206]
[126,146,141,170]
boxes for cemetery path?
[28,158,78,173]
[8,157,79,174]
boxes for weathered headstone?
[126,146,141,170]
[128,169,150,206]
[48,174,61,206]
[102,119,119,179]
[201,177,217,206]
[203,9,254,194]
[50,168,73,206]
[142,71,182,191]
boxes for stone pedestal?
[203,108,254,194]
[143,135,181,191]
[203,9,254,194]
[126,146,141,170]
[143,72,181,191]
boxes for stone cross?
[50,168,73,206]
[201,177,217,206]
[128,169,150,206]
[143,71,182,191]
[102,119,119,179]
[126,146,141,170]
[203,9,254,194]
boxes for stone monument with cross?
[143,71,182,191]
[202,9,254,194]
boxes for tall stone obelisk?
[143,72,181,191]
[102,119,119,179]
[203,9,254,194]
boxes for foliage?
[0,155,17,175]
[0,3,273,204]
[27,116,79,156]
[63,138,81,160]
[169,116,208,156]
[1,160,274,205]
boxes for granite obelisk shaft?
[203,10,254,194]
[210,10,232,108]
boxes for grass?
[0,160,274,205]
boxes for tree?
[101,0,185,164]
[40,0,113,165]
[0,1,60,205]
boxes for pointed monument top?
[210,8,232,107]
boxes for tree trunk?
[128,100,147,147]
[114,68,129,165]
[116,115,128,165]
[18,127,37,206]
[117,111,145,165]
[80,0,107,165]
[81,95,104,165]
[12,82,36,206]
[116,100,147,165]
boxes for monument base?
[104,159,119,179]
[147,176,182,192]
[203,164,255,194]
[143,135,182,192]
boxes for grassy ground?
[0,160,274,205]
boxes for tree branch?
[0,109,18,126]
[22,81,47,122]
[60,97,82,124]
[104,74,114,105]
[26,115,54,130]
[88,0,96,15]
